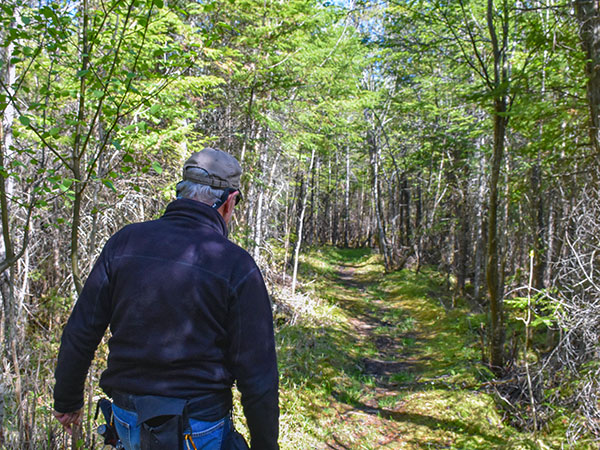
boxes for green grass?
[273,247,594,449]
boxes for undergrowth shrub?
[502,187,600,446]
[546,188,600,444]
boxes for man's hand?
[53,409,83,435]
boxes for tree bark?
[530,162,545,290]
[291,147,316,294]
[486,0,510,374]
[252,171,265,261]
[0,13,20,350]
[70,0,90,295]
[575,0,600,158]
[367,119,392,272]
[487,99,507,373]
[456,197,469,299]
[473,140,487,304]
[344,146,350,247]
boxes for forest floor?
[1,247,591,449]
[274,248,578,450]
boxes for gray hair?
[176,168,225,206]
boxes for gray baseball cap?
[182,147,242,190]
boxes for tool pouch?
[95,398,121,447]
[140,414,183,450]
[134,396,188,450]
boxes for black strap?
[212,188,237,209]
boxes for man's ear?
[217,190,239,223]
[224,190,239,210]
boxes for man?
[53,148,279,450]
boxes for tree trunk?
[530,162,545,290]
[326,157,333,245]
[532,23,550,290]
[331,152,339,246]
[456,198,469,299]
[282,165,293,281]
[252,137,268,261]
[486,0,510,374]
[252,180,265,261]
[344,146,350,247]
[575,0,600,158]
[486,98,507,373]
[543,191,557,287]
[367,123,392,271]
[291,147,316,294]
[401,176,410,247]
[70,0,90,295]
[473,140,487,304]
[0,19,20,350]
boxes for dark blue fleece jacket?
[54,198,279,449]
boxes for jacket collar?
[162,198,228,237]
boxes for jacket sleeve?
[227,265,279,450]
[53,243,113,413]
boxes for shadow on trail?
[330,391,507,447]
[280,248,500,448]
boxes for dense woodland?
[0,0,599,447]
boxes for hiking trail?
[305,250,541,449]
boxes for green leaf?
[151,161,163,174]
[76,69,90,78]
[40,6,53,18]
[102,179,117,192]
[150,104,160,115]
[216,22,233,31]
[58,179,72,192]
[91,89,104,98]
[153,0,164,8]
[19,116,30,126]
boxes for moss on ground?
[275,247,590,449]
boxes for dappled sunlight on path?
[276,248,554,450]
[322,257,501,449]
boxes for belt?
[111,390,233,422]
[111,390,137,411]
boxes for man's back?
[101,198,254,399]
[55,198,279,449]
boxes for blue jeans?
[112,403,231,450]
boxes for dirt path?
[323,262,422,449]
[276,249,556,449]
[320,258,516,450]
[338,263,419,403]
